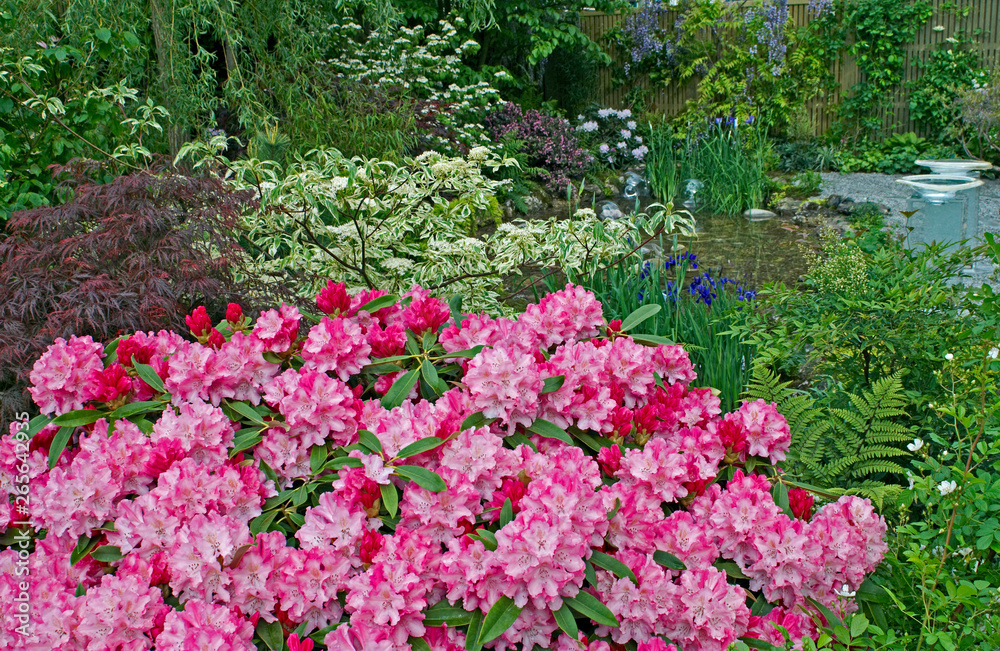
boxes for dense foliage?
[731,216,1000,650]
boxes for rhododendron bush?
[2,283,888,651]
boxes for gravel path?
[818,172,1000,286]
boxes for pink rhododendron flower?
[252,303,301,353]
[86,363,132,404]
[736,399,792,464]
[317,280,352,316]
[15,282,889,651]
[301,315,372,380]
[186,305,213,337]
[789,488,815,521]
[29,334,105,414]
[226,302,244,326]
[155,599,256,651]
[464,347,542,428]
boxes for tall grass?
[646,119,774,216]
[645,126,685,206]
[556,237,757,412]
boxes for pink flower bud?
[226,302,244,325]
[316,280,352,315]
[185,306,213,337]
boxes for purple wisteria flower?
[621,2,676,72]
[808,0,834,17]
[746,0,789,76]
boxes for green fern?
[743,362,913,489]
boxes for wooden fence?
[579,0,1000,136]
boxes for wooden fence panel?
[580,0,1000,137]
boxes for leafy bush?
[908,36,989,138]
[606,0,836,134]
[733,231,975,401]
[845,202,892,253]
[836,133,961,174]
[881,343,1000,650]
[484,102,593,191]
[955,67,1000,162]
[0,35,165,220]
[6,282,888,650]
[0,160,274,421]
[179,142,690,312]
[774,139,839,173]
[324,17,505,156]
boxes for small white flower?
[834,584,856,598]
[907,438,924,452]
[599,143,610,154]
[937,480,958,496]
[627,120,637,129]
[945,353,954,361]
[617,109,632,119]
[907,472,915,490]
[621,129,632,139]
[989,347,998,359]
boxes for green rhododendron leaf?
[478,596,522,645]
[563,591,618,627]
[620,303,662,332]
[552,602,578,638]
[395,465,446,492]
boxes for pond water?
[678,212,811,289]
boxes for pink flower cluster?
[5,283,887,651]
[28,334,105,414]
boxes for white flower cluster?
[577,107,647,168]
[323,15,504,155]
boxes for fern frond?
[749,361,915,489]
[850,460,909,478]
[844,483,906,510]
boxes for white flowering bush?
[323,16,510,155]
[575,108,649,169]
[179,142,693,313]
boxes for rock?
[640,241,663,258]
[522,195,544,214]
[743,208,777,221]
[801,201,820,211]
[827,194,842,208]
[837,199,855,215]
[775,197,802,217]
[597,200,624,221]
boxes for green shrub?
[733,230,975,403]
[179,140,694,312]
[909,35,989,138]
